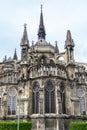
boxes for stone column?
[56,119,59,130]
[66,87,71,114]
[3,95,7,119]
[57,90,62,114]
[55,85,59,114]
[39,87,44,114]
[71,101,74,115]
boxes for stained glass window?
[8,87,16,115]
[77,89,86,115]
[32,82,39,113]
[45,80,55,113]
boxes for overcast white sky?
[0,0,87,62]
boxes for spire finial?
[24,23,27,29]
[41,4,42,12]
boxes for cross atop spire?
[20,23,29,46]
[38,5,46,40]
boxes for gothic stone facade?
[0,7,87,130]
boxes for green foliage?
[0,122,32,130]
[70,122,87,130]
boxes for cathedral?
[0,5,87,130]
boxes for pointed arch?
[7,87,17,115]
[45,80,55,113]
[32,81,40,114]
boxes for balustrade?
[75,72,86,84]
[30,65,66,78]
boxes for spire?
[38,5,46,40]
[13,48,17,60]
[66,30,72,42]
[20,24,29,46]
[65,30,75,49]
[55,41,59,53]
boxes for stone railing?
[74,72,87,84]
[30,65,66,79]
[0,73,18,84]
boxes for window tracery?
[45,80,55,113]
[60,84,66,114]
[77,88,86,115]
[32,82,39,114]
[8,87,17,115]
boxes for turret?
[20,24,29,61]
[55,41,59,53]
[65,30,75,63]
